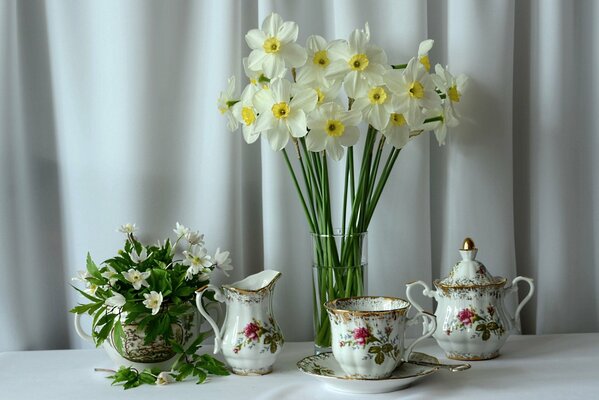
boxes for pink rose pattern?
[233,317,283,354]
[446,307,505,341]
[337,324,400,365]
[457,308,476,326]
[352,327,370,346]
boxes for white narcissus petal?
[243,126,260,144]
[226,113,239,131]
[369,105,389,131]
[306,35,327,53]
[327,40,351,61]
[262,13,283,37]
[383,69,403,94]
[340,109,362,126]
[280,43,307,67]
[277,21,299,44]
[290,88,317,113]
[266,128,289,150]
[245,29,266,49]
[262,55,285,80]
[271,79,291,102]
[406,101,421,126]
[434,123,448,146]
[324,60,348,80]
[287,110,307,138]
[418,39,434,56]
[326,139,345,161]
[248,50,267,72]
[351,96,369,112]
[366,45,388,65]
[253,89,274,114]
[343,70,363,98]
[348,28,368,53]
[338,126,360,147]
[253,111,275,133]
[306,129,327,152]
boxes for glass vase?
[311,231,367,353]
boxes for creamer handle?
[195,284,225,354]
[406,280,436,313]
[507,276,535,331]
[404,311,437,361]
[74,313,94,342]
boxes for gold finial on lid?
[461,237,476,251]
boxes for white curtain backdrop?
[1,0,597,351]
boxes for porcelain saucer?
[296,352,439,394]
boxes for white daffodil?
[122,268,151,290]
[296,35,345,89]
[381,113,417,149]
[352,84,397,131]
[156,372,173,385]
[105,292,126,308]
[130,247,148,264]
[173,222,190,238]
[384,58,440,125]
[143,291,163,315]
[417,39,434,72]
[246,13,307,79]
[326,23,388,98]
[253,78,317,150]
[185,230,205,246]
[243,57,272,88]
[217,76,240,131]
[118,223,137,235]
[232,84,261,144]
[306,102,362,161]
[101,265,119,286]
[183,245,213,280]
[213,248,233,277]
[419,103,459,146]
[431,64,468,107]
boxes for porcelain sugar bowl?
[406,238,534,360]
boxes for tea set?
[75,237,534,393]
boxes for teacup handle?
[404,311,436,361]
[74,313,94,342]
[195,284,226,354]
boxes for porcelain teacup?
[325,296,436,379]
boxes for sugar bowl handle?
[506,276,535,331]
[406,280,436,313]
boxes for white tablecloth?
[1,334,598,399]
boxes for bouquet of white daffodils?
[218,13,468,348]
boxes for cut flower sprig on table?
[70,223,232,387]
[219,13,468,349]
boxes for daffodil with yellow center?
[448,85,460,102]
[353,85,396,131]
[232,84,261,144]
[272,102,290,119]
[325,120,345,137]
[242,107,256,125]
[390,113,407,127]
[246,13,307,79]
[384,57,440,125]
[368,86,388,104]
[419,55,431,72]
[263,37,281,53]
[217,76,240,131]
[313,50,330,67]
[348,53,369,71]
[418,39,434,72]
[382,113,412,149]
[306,102,362,161]
[296,35,343,92]
[431,64,468,106]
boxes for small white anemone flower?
[384,57,440,125]
[72,270,90,283]
[173,222,190,238]
[122,268,151,290]
[101,265,119,286]
[246,13,307,79]
[253,78,317,150]
[217,76,240,131]
[142,291,163,315]
[117,223,137,235]
[232,83,261,144]
[326,23,388,98]
[183,245,213,280]
[306,102,362,161]
[105,292,126,308]
[431,64,468,107]
[296,35,345,89]
[352,84,397,131]
[185,230,205,246]
[130,247,149,264]
[381,112,418,149]
[419,103,459,146]
[156,372,173,385]
[213,248,233,277]
[417,39,434,72]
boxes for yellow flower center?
[315,88,325,105]
[242,107,256,125]
[325,119,345,137]
[448,85,460,102]
[263,37,281,54]
[348,53,369,71]
[409,81,425,99]
[250,78,257,85]
[390,113,407,127]
[272,102,290,119]
[368,87,388,104]
[419,55,431,72]
[313,50,330,68]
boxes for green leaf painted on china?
[487,322,499,330]
[482,330,491,341]
[382,343,394,353]
[476,323,487,331]
[368,346,381,354]
[375,352,385,365]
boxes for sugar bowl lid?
[437,237,505,287]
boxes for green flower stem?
[366,134,387,213]
[366,148,401,226]
[282,149,316,232]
